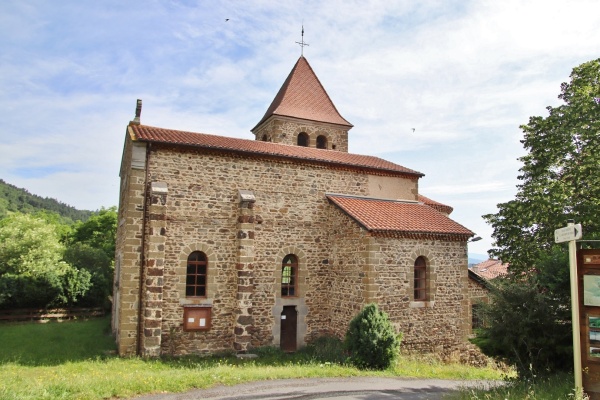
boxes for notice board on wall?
[183,306,212,331]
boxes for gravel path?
[133,377,501,400]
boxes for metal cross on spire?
[295,25,309,56]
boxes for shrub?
[344,303,401,370]
[473,249,572,379]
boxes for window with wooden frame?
[414,256,427,301]
[281,254,298,297]
[186,251,207,297]
[297,132,309,147]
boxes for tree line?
[0,179,92,222]
[0,182,116,310]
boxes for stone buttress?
[139,181,168,356]
[234,190,256,352]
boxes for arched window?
[261,134,268,141]
[414,256,427,301]
[297,132,309,147]
[316,135,327,149]
[281,254,298,297]
[186,251,207,297]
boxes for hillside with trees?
[0,179,116,310]
[0,179,92,221]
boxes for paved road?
[134,377,498,400]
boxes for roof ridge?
[131,124,424,177]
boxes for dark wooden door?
[280,306,297,352]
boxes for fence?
[0,307,106,323]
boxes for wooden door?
[280,306,297,352]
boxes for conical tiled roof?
[252,56,352,130]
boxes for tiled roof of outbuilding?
[130,124,423,177]
[471,259,509,280]
[326,194,473,237]
[418,194,454,215]
[252,56,352,130]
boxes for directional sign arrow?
[555,224,583,243]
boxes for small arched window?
[316,135,327,149]
[186,251,207,297]
[261,134,268,142]
[281,254,298,297]
[297,132,309,147]
[414,256,427,301]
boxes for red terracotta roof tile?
[418,194,454,215]
[327,194,473,237]
[471,259,509,280]
[252,56,352,130]
[130,124,423,177]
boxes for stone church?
[112,56,478,358]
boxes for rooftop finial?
[295,24,309,56]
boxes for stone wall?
[142,143,392,355]
[372,237,470,353]
[468,275,489,300]
[325,205,371,338]
[116,133,472,357]
[468,275,490,335]
[113,135,146,356]
[325,206,472,354]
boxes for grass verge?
[446,372,585,400]
[0,317,524,400]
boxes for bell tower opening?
[297,132,309,147]
[316,135,327,149]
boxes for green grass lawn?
[0,317,116,365]
[0,317,578,400]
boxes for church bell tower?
[251,56,353,152]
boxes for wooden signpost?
[555,221,583,394]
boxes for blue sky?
[1,1,599,256]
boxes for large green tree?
[476,58,600,378]
[69,207,117,259]
[484,58,600,271]
[65,207,117,309]
[0,213,91,308]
